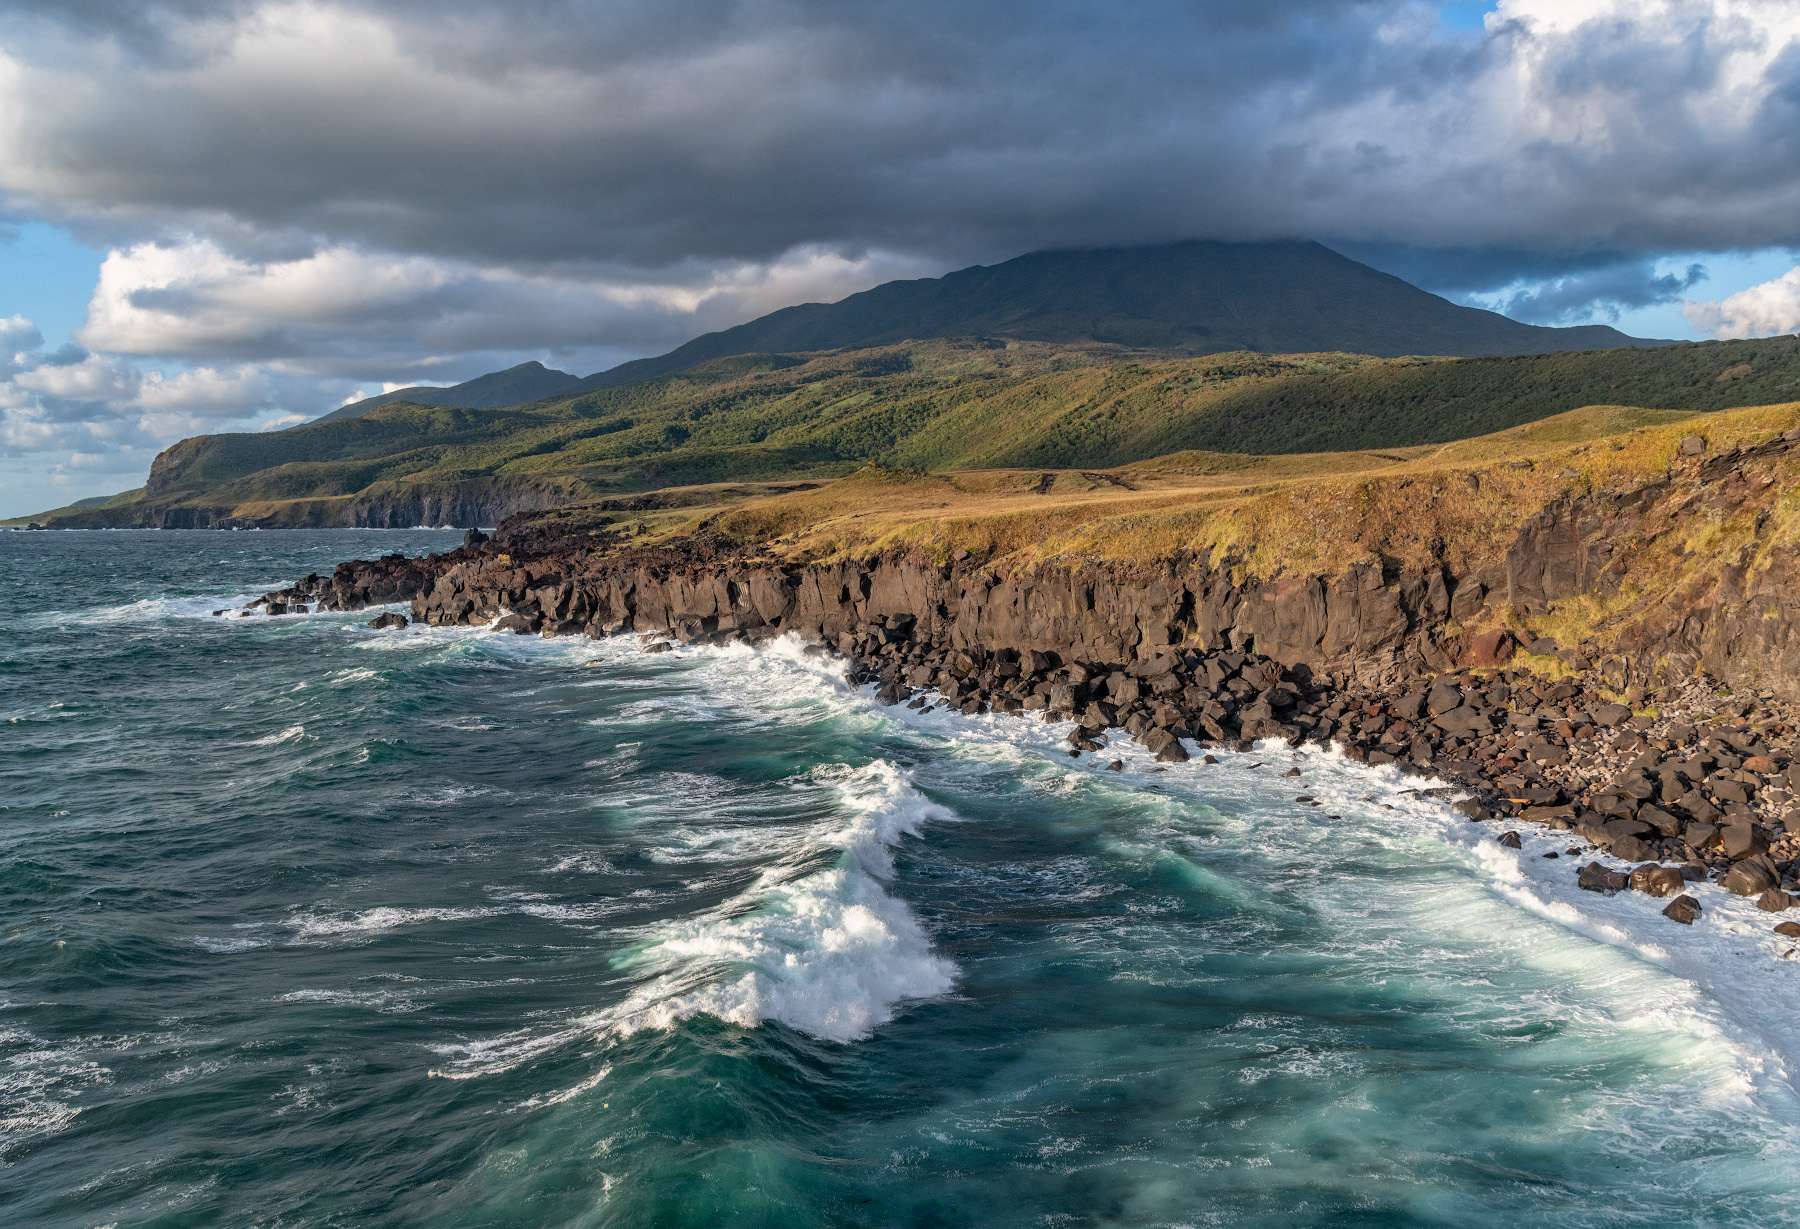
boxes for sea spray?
[610,760,958,1042]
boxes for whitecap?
[284,905,503,943]
[247,724,307,747]
[429,760,959,1077]
[607,759,958,1044]
[188,936,266,953]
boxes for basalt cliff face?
[281,424,1800,701]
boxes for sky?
[5,0,1800,517]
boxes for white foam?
[284,905,502,943]
[247,724,307,747]
[607,760,957,1043]
[277,987,425,1013]
[429,759,959,1077]
[0,1028,113,1157]
[188,936,266,953]
[512,1063,613,1111]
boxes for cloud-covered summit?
[3,0,1800,513]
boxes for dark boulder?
[1757,890,1795,913]
[1662,895,1703,924]
[1610,835,1660,863]
[1591,702,1633,728]
[1721,822,1767,861]
[1723,857,1780,896]
[1578,863,1630,893]
[368,612,408,630]
[1142,728,1190,763]
[1629,865,1685,898]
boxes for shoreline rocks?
[247,449,1800,940]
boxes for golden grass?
[697,402,1800,581]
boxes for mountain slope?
[313,361,582,424]
[576,241,1665,392]
[20,334,1800,530]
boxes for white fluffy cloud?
[74,237,937,378]
[1685,266,1800,337]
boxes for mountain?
[312,360,582,424]
[573,240,1668,392]
[19,333,1800,530]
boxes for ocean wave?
[429,760,959,1077]
[188,935,267,953]
[608,759,958,1044]
[246,724,307,747]
[277,987,426,1013]
[284,905,503,943]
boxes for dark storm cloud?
[0,0,1503,269]
[1333,242,1717,326]
[5,1,1799,278]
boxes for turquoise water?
[5,530,1800,1228]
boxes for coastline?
[246,535,1800,956]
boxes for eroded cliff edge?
[290,416,1800,701]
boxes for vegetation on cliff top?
[689,401,1797,581]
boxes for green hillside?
[18,334,1800,529]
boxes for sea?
[6,528,1800,1228]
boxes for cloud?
[1685,265,1800,336]
[6,0,1800,509]
[76,236,939,378]
[1,0,1797,270]
[0,314,289,462]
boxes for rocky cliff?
[275,420,1800,702]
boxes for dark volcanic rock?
[1662,895,1703,924]
[1723,857,1780,897]
[1578,863,1630,893]
[1629,865,1685,898]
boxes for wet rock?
[1662,895,1703,924]
[1610,835,1660,863]
[368,612,408,629]
[1497,830,1522,848]
[1723,857,1780,896]
[1578,862,1630,893]
[494,613,538,634]
[1756,889,1795,913]
[1452,798,1489,821]
[1142,728,1190,763]
[641,640,673,654]
[1629,865,1686,897]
